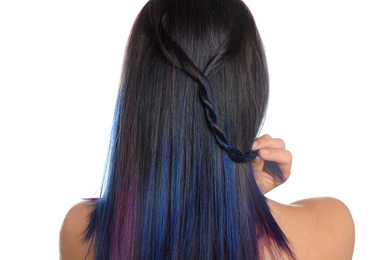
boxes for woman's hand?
[251,134,292,194]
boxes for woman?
[60,0,355,259]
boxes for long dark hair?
[84,0,295,259]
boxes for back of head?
[85,0,295,259]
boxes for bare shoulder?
[268,197,355,260]
[59,200,96,260]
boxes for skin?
[60,201,95,260]
[252,135,355,259]
[60,134,355,260]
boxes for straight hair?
[84,0,295,259]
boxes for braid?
[148,2,257,163]
[198,73,259,163]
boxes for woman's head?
[122,0,269,161]
[85,0,294,259]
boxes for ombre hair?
[84,0,295,259]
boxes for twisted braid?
[148,3,258,163]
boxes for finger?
[253,137,285,150]
[251,154,262,164]
[251,155,265,185]
[259,149,292,165]
[252,134,272,149]
[251,156,264,172]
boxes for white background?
[0,0,389,259]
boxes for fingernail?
[260,149,269,155]
[253,141,259,148]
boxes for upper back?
[60,197,354,260]
[60,201,95,260]
[267,197,355,260]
